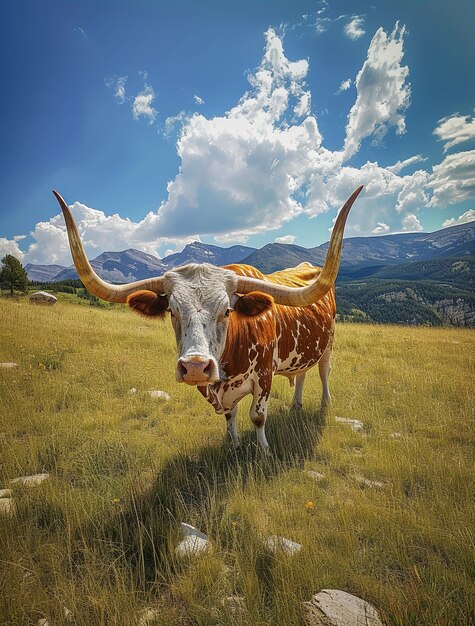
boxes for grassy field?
[0,295,474,625]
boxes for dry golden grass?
[0,295,474,625]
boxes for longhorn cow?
[53,187,363,449]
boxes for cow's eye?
[224,308,231,318]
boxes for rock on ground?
[265,535,302,555]
[355,476,388,489]
[175,522,209,557]
[138,607,161,626]
[306,471,325,481]
[63,606,73,622]
[303,589,383,626]
[0,498,15,516]
[149,390,170,400]
[0,362,18,368]
[222,595,246,615]
[335,416,365,433]
[10,473,50,486]
[29,291,57,305]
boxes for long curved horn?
[236,186,363,306]
[53,191,164,302]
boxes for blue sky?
[1,0,474,265]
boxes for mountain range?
[26,222,475,283]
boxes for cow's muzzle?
[176,355,218,385]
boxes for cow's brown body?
[198,262,335,443]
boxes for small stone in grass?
[335,416,365,433]
[222,595,246,615]
[390,432,402,439]
[0,362,18,368]
[265,535,302,555]
[10,473,50,487]
[149,389,170,400]
[355,475,388,489]
[303,589,383,625]
[0,498,15,516]
[306,471,325,481]
[63,606,73,622]
[138,608,161,626]
[128,387,137,395]
[176,522,209,556]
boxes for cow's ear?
[127,290,168,319]
[234,291,274,317]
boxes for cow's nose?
[177,356,213,384]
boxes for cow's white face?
[162,265,237,385]
[127,264,275,386]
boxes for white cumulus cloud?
[442,209,475,228]
[343,22,410,159]
[433,111,475,152]
[0,237,25,262]
[344,16,365,40]
[275,235,297,244]
[401,214,423,232]
[10,27,475,265]
[429,150,475,207]
[372,222,390,234]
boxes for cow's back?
[223,262,336,376]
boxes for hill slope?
[242,221,475,273]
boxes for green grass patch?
[0,297,474,625]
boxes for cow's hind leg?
[225,406,240,447]
[250,388,270,450]
[291,372,306,411]
[318,343,332,408]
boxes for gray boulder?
[29,291,57,305]
[303,589,383,626]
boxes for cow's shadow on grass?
[106,403,327,585]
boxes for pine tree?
[0,254,29,295]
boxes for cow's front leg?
[225,406,240,447]
[250,387,270,449]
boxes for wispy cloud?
[335,79,352,95]
[194,94,204,105]
[132,85,157,123]
[314,17,331,34]
[74,26,87,40]
[105,75,127,104]
[387,155,427,174]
